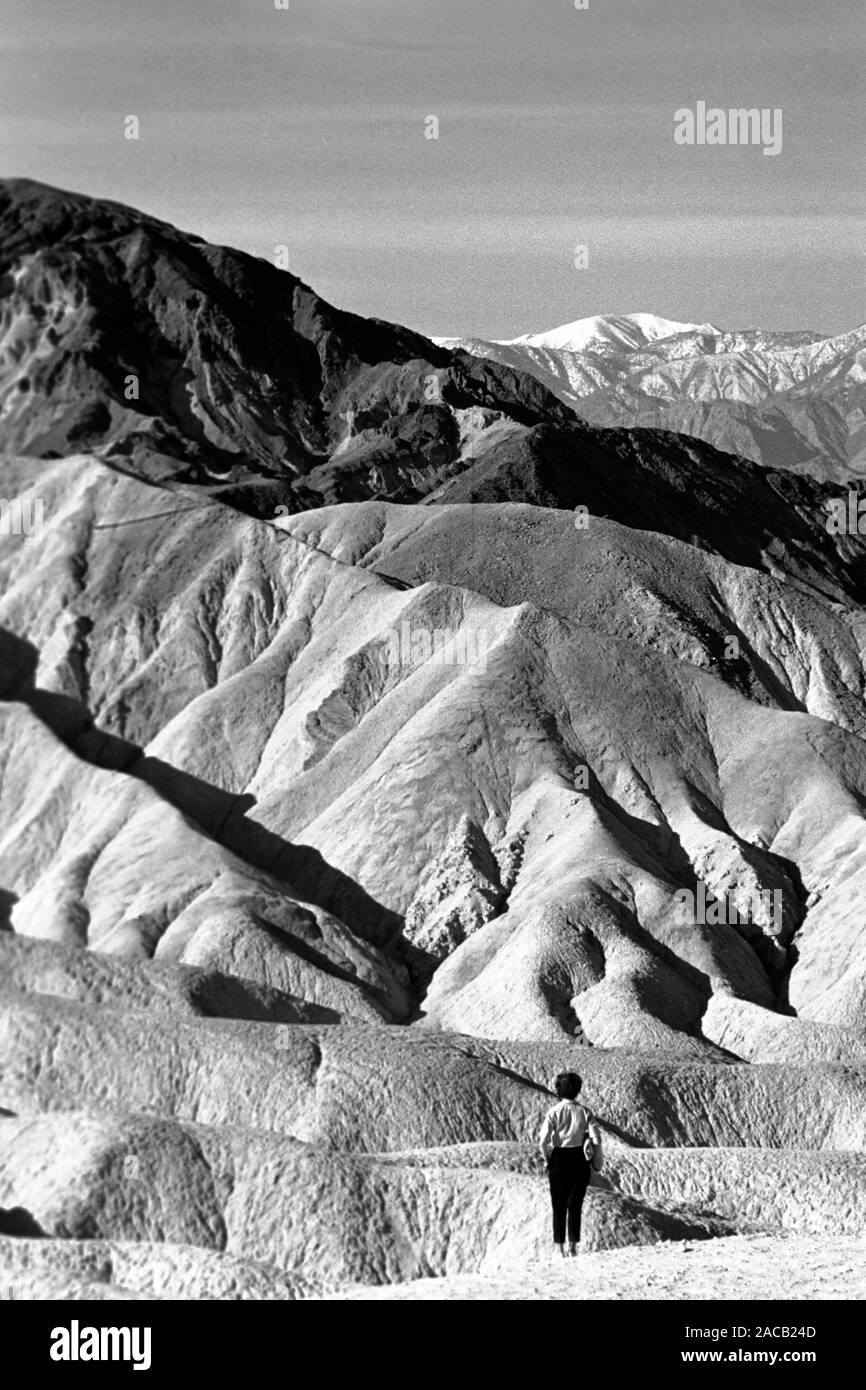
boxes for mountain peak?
[501,312,719,354]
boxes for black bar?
[1,1297,857,1376]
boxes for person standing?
[538,1071,601,1257]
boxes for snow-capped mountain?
[503,312,720,355]
[437,314,866,480]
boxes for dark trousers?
[547,1146,591,1244]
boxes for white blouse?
[538,1100,600,1159]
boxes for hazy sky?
[0,0,862,338]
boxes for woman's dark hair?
[553,1071,582,1100]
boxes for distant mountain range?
[1,181,862,598]
[438,312,866,481]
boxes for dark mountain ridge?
[1,178,864,604]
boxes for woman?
[538,1071,601,1257]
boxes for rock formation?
[1,182,864,1298]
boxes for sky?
[0,0,863,340]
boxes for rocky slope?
[1,183,865,1299]
[439,313,866,482]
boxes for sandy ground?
[325,1234,866,1301]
